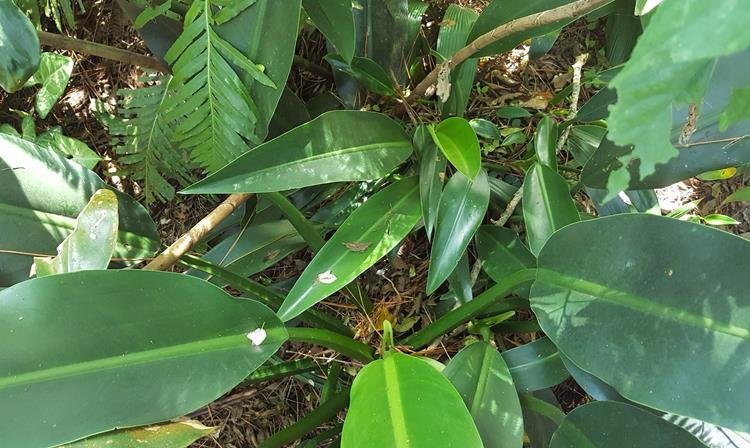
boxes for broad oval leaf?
[430,117,481,180]
[415,125,446,239]
[0,270,287,448]
[278,177,421,321]
[531,214,750,433]
[182,111,412,194]
[303,0,355,63]
[550,401,706,448]
[61,420,215,448]
[502,337,569,393]
[0,0,40,92]
[342,352,483,447]
[522,163,579,256]
[444,341,524,448]
[34,189,118,277]
[427,169,489,294]
[0,135,159,287]
[22,52,74,119]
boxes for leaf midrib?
[383,355,410,447]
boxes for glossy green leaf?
[34,189,118,277]
[182,111,411,194]
[565,125,607,166]
[36,127,102,169]
[278,177,421,321]
[188,220,306,283]
[0,134,159,287]
[576,87,617,123]
[342,351,483,447]
[430,117,481,180]
[703,213,740,226]
[634,0,663,15]
[604,0,641,65]
[427,170,489,294]
[0,0,40,93]
[720,85,750,131]
[267,87,311,139]
[61,420,215,448]
[447,251,473,304]
[469,118,502,140]
[444,341,523,448]
[356,0,411,83]
[550,401,705,448]
[722,185,750,204]
[22,52,74,118]
[604,0,750,195]
[436,5,479,117]
[468,0,582,58]
[501,337,569,393]
[415,124,446,239]
[534,115,558,170]
[0,270,287,447]
[325,54,396,95]
[530,30,560,59]
[497,106,531,119]
[476,225,535,283]
[304,0,355,63]
[531,214,750,432]
[522,163,580,255]
[521,389,563,448]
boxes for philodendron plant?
[2,0,750,447]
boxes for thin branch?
[143,193,252,271]
[38,30,170,72]
[556,52,589,152]
[409,0,613,99]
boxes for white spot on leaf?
[317,270,337,284]
[246,328,267,346]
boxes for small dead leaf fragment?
[317,270,337,284]
[343,241,370,252]
[246,328,267,346]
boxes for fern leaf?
[162,0,275,172]
[108,73,193,204]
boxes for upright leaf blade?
[304,0,355,63]
[436,5,479,117]
[182,111,412,194]
[342,352,483,447]
[427,170,489,294]
[0,270,287,448]
[0,135,159,287]
[0,0,40,92]
[532,214,750,433]
[415,125,446,239]
[278,177,421,321]
[444,341,524,448]
[522,163,579,255]
[550,401,706,448]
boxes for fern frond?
[108,73,194,204]
[162,0,275,172]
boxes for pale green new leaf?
[606,0,750,197]
[106,73,193,203]
[163,0,276,172]
[33,189,118,277]
[22,52,74,119]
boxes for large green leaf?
[0,0,40,92]
[604,0,641,66]
[304,0,355,63]
[0,270,287,447]
[444,341,524,448]
[188,220,306,283]
[582,51,750,190]
[415,124,446,239]
[278,177,421,321]
[0,134,159,287]
[604,0,750,195]
[475,225,535,283]
[502,338,569,393]
[182,111,412,194]
[429,117,481,180]
[522,163,579,255]
[426,170,489,294]
[62,420,215,448]
[34,189,118,277]
[436,5,478,117]
[22,52,74,119]
[36,127,102,170]
[325,54,396,95]
[467,0,581,58]
[342,351,483,447]
[531,214,750,432]
[550,401,705,447]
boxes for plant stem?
[178,254,351,336]
[144,193,252,271]
[409,0,614,99]
[259,391,349,448]
[519,393,565,425]
[38,30,170,72]
[263,192,373,313]
[243,358,324,385]
[402,269,537,349]
[286,327,374,363]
